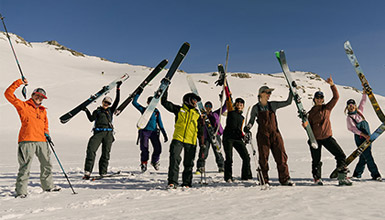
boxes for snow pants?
[353,121,380,178]
[196,134,224,170]
[168,140,196,187]
[84,131,114,175]
[310,136,346,180]
[257,131,290,184]
[139,129,162,164]
[223,137,252,181]
[256,109,290,184]
[16,141,54,195]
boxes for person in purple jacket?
[195,101,226,173]
[345,90,381,181]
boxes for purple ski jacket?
[204,103,227,139]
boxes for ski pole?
[46,138,77,194]
[0,13,27,99]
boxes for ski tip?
[183,42,191,47]
[311,143,318,149]
[275,51,280,58]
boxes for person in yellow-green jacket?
[161,89,204,189]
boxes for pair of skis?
[275,51,318,149]
[59,42,190,125]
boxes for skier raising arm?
[132,89,168,172]
[306,75,351,186]
[5,78,60,198]
[81,81,121,180]
[161,89,204,188]
[243,86,294,186]
[345,91,381,181]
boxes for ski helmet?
[204,101,213,108]
[32,88,47,99]
[346,99,356,106]
[183,93,201,106]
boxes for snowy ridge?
[1,34,385,219]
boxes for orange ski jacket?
[4,79,49,143]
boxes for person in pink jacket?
[345,91,381,181]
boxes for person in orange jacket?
[4,78,60,198]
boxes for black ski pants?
[310,136,346,179]
[168,140,197,187]
[84,131,114,175]
[223,137,252,181]
[196,135,224,170]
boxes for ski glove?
[116,81,122,89]
[243,124,252,133]
[45,133,52,143]
[160,128,168,143]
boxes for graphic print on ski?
[137,42,190,129]
[344,41,385,122]
[59,74,129,124]
[330,123,385,178]
[216,64,234,111]
[115,59,168,116]
[275,50,318,149]
[186,75,221,151]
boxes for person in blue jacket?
[133,91,168,172]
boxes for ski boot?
[45,185,62,192]
[338,172,352,186]
[281,178,295,186]
[314,178,323,186]
[82,171,91,180]
[140,162,147,173]
[151,161,160,171]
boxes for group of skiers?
[5,72,382,197]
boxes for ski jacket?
[161,90,203,145]
[4,79,49,143]
[223,110,244,140]
[346,93,367,136]
[246,91,293,129]
[132,94,166,132]
[85,88,120,130]
[204,103,227,138]
[308,85,339,140]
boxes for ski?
[91,171,121,181]
[344,41,385,122]
[59,73,129,124]
[186,75,221,151]
[275,50,318,149]
[215,45,230,135]
[244,106,268,190]
[216,64,234,111]
[115,59,168,116]
[330,122,385,178]
[137,42,190,129]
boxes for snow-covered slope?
[1,33,385,220]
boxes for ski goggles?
[205,103,213,108]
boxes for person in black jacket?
[82,81,121,179]
[222,98,252,182]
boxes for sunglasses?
[263,91,272,95]
[315,96,324,99]
[205,104,212,108]
[103,101,111,105]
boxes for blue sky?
[1,0,385,95]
